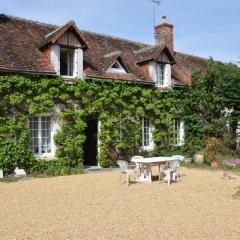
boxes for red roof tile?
[0,14,208,84]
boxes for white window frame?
[149,62,171,87]
[51,45,83,79]
[107,60,127,73]
[142,117,154,151]
[173,118,185,146]
[29,115,57,158]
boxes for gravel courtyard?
[0,167,240,240]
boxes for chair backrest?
[169,160,180,171]
[131,156,143,169]
[117,160,128,172]
[172,155,185,161]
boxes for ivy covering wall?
[0,74,183,174]
[0,60,239,175]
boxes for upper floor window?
[107,60,126,74]
[156,64,165,86]
[149,62,171,87]
[51,45,83,79]
[60,48,74,76]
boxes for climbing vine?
[1,60,238,174]
[0,74,183,173]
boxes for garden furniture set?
[117,155,184,186]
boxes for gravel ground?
[0,167,240,240]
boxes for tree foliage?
[183,60,240,155]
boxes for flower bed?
[224,159,240,167]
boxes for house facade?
[0,14,208,166]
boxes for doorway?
[83,119,98,166]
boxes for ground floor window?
[173,118,185,146]
[142,117,153,150]
[29,116,52,156]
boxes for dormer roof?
[134,45,175,65]
[39,20,88,50]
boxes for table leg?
[136,163,145,182]
[146,164,152,184]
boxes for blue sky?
[1,0,239,62]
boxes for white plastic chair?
[117,160,136,186]
[159,160,180,185]
[172,155,184,177]
[131,156,143,174]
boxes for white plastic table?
[131,156,178,184]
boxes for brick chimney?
[154,16,174,51]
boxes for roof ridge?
[1,14,58,28]
[174,51,209,61]
[3,13,151,48]
[81,29,151,47]
[44,20,74,38]
[104,51,122,58]
[134,45,158,54]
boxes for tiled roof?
[0,14,56,74]
[134,45,175,64]
[172,52,208,85]
[0,14,208,84]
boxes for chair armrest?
[128,162,136,169]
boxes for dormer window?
[107,60,126,73]
[51,44,83,79]
[149,62,171,87]
[47,22,87,79]
[60,48,74,76]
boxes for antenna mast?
[149,0,161,27]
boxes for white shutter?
[51,45,60,75]
[74,48,83,79]
[149,61,157,83]
[164,64,171,87]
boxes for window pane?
[41,117,51,154]
[68,51,74,76]
[173,118,180,145]
[60,50,68,75]
[29,117,52,155]
[29,117,39,154]
[143,118,150,147]
[60,48,74,76]
[156,64,164,86]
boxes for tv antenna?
[149,0,161,27]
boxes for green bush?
[204,137,230,164]
[31,159,83,176]
[0,135,36,175]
